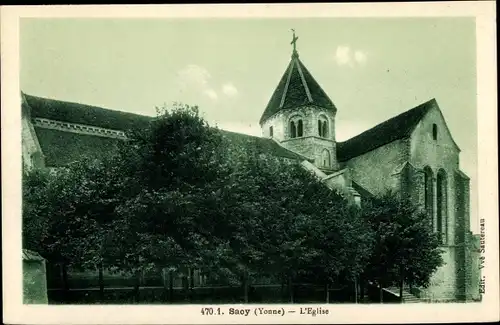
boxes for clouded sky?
[20,17,478,230]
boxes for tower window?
[269,126,273,137]
[321,149,331,168]
[318,115,329,138]
[289,116,304,139]
[432,124,438,140]
[297,120,303,137]
[290,121,296,138]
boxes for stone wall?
[342,102,471,301]
[22,105,45,169]
[409,105,461,246]
[409,105,460,171]
[420,247,457,301]
[342,139,409,196]
[454,171,479,301]
[466,234,481,301]
[281,136,337,169]
[322,169,352,192]
[408,104,471,301]
[261,105,338,170]
[261,112,286,140]
[23,250,48,304]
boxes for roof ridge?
[219,129,262,139]
[279,60,295,109]
[24,93,153,132]
[295,58,313,103]
[259,55,337,124]
[339,99,435,145]
[24,93,154,119]
[351,181,374,198]
[337,98,436,162]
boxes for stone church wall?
[454,170,478,301]
[421,247,457,301]
[466,234,481,301]
[262,112,286,140]
[22,106,45,169]
[409,106,460,245]
[408,105,471,301]
[342,139,409,196]
[409,106,460,171]
[281,136,336,169]
[262,105,338,170]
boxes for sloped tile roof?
[220,130,311,162]
[337,99,436,162]
[260,54,336,124]
[34,127,122,167]
[24,94,307,167]
[352,181,374,198]
[22,249,45,261]
[24,94,152,132]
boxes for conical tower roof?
[260,44,336,124]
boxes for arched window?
[437,169,448,244]
[290,121,296,138]
[321,149,331,168]
[269,126,273,137]
[318,115,329,138]
[423,166,434,227]
[289,115,304,139]
[432,124,438,140]
[297,120,303,137]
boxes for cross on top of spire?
[290,29,299,57]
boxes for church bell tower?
[259,30,339,171]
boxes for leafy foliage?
[362,192,443,289]
[22,102,441,298]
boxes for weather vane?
[290,29,299,54]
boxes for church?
[21,35,479,302]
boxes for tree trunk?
[161,268,167,301]
[242,272,249,303]
[280,277,285,303]
[60,263,70,301]
[288,276,294,303]
[61,263,69,291]
[189,268,195,288]
[354,277,358,304]
[379,279,384,304]
[133,271,141,302]
[399,265,404,303]
[182,272,189,302]
[168,270,174,302]
[325,283,330,303]
[98,262,104,301]
[190,268,195,302]
[360,274,365,301]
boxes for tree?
[23,102,376,304]
[363,192,443,302]
[23,152,129,297]
[23,168,51,254]
[212,150,373,302]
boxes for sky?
[20,17,478,231]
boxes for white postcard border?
[1,2,498,324]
